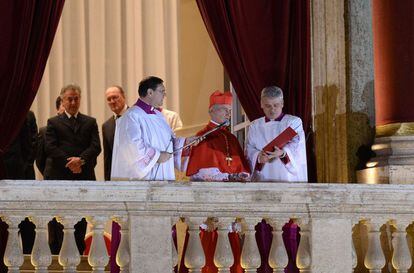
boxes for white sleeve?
[245,125,260,173]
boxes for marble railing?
[1,181,414,273]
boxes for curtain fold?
[195,0,311,130]
[0,0,65,179]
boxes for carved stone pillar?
[184,217,205,273]
[30,216,52,273]
[114,217,130,273]
[86,216,109,273]
[3,216,24,273]
[391,220,411,273]
[57,216,81,273]
[364,220,386,273]
[240,218,261,273]
[296,219,311,273]
[213,218,234,273]
[268,219,288,273]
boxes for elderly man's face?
[106,87,126,115]
[62,89,81,116]
[261,96,283,120]
[209,104,231,124]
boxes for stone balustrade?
[1,180,414,273]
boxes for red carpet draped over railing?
[0,0,65,180]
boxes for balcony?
[1,180,414,273]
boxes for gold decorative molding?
[376,122,414,137]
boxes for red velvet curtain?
[0,0,65,179]
[196,0,311,130]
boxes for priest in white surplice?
[111,76,194,180]
[246,86,308,182]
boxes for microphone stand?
[170,120,230,154]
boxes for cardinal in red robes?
[178,90,250,273]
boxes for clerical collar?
[265,112,285,123]
[65,111,79,119]
[209,120,228,130]
[135,99,156,114]
[113,104,128,119]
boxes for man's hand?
[258,150,270,163]
[265,147,285,160]
[185,136,204,147]
[228,172,250,182]
[66,157,83,174]
[157,151,172,163]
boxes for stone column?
[114,217,130,273]
[30,216,52,273]
[391,220,411,273]
[364,220,386,273]
[57,216,81,273]
[129,215,174,273]
[3,216,24,273]
[296,219,311,273]
[86,216,109,273]
[240,218,261,273]
[214,218,234,273]
[267,219,288,273]
[357,1,414,184]
[184,217,205,273]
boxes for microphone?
[171,120,230,154]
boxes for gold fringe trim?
[376,122,414,137]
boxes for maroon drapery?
[0,0,65,179]
[195,0,311,131]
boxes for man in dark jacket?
[45,84,101,180]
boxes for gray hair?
[60,84,81,97]
[261,86,283,99]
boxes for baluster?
[184,217,205,273]
[3,216,24,273]
[114,217,130,273]
[352,237,357,270]
[364,220,386,273]
[86,216,109,273]
[268,218,288,273]
[296,218,311,273]
[240,217,261,273]
[214,218,234,273]
[56,216,81,273]
[172,234,178,273]
[30,216,52,273]
[391,220,412,273]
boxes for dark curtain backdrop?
[196,0,311,129]
[196,0,314,186]
[0,0,65,180]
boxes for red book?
[256,127,297,170]
[262,127,297,152]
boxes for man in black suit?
[45,84,101,180]
[44,84,101,254]
[102,85,127,181]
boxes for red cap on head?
[209,90,232,108]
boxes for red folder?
[256,127,297,170]
[262,127,298,152]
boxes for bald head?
[105,86,126,115]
